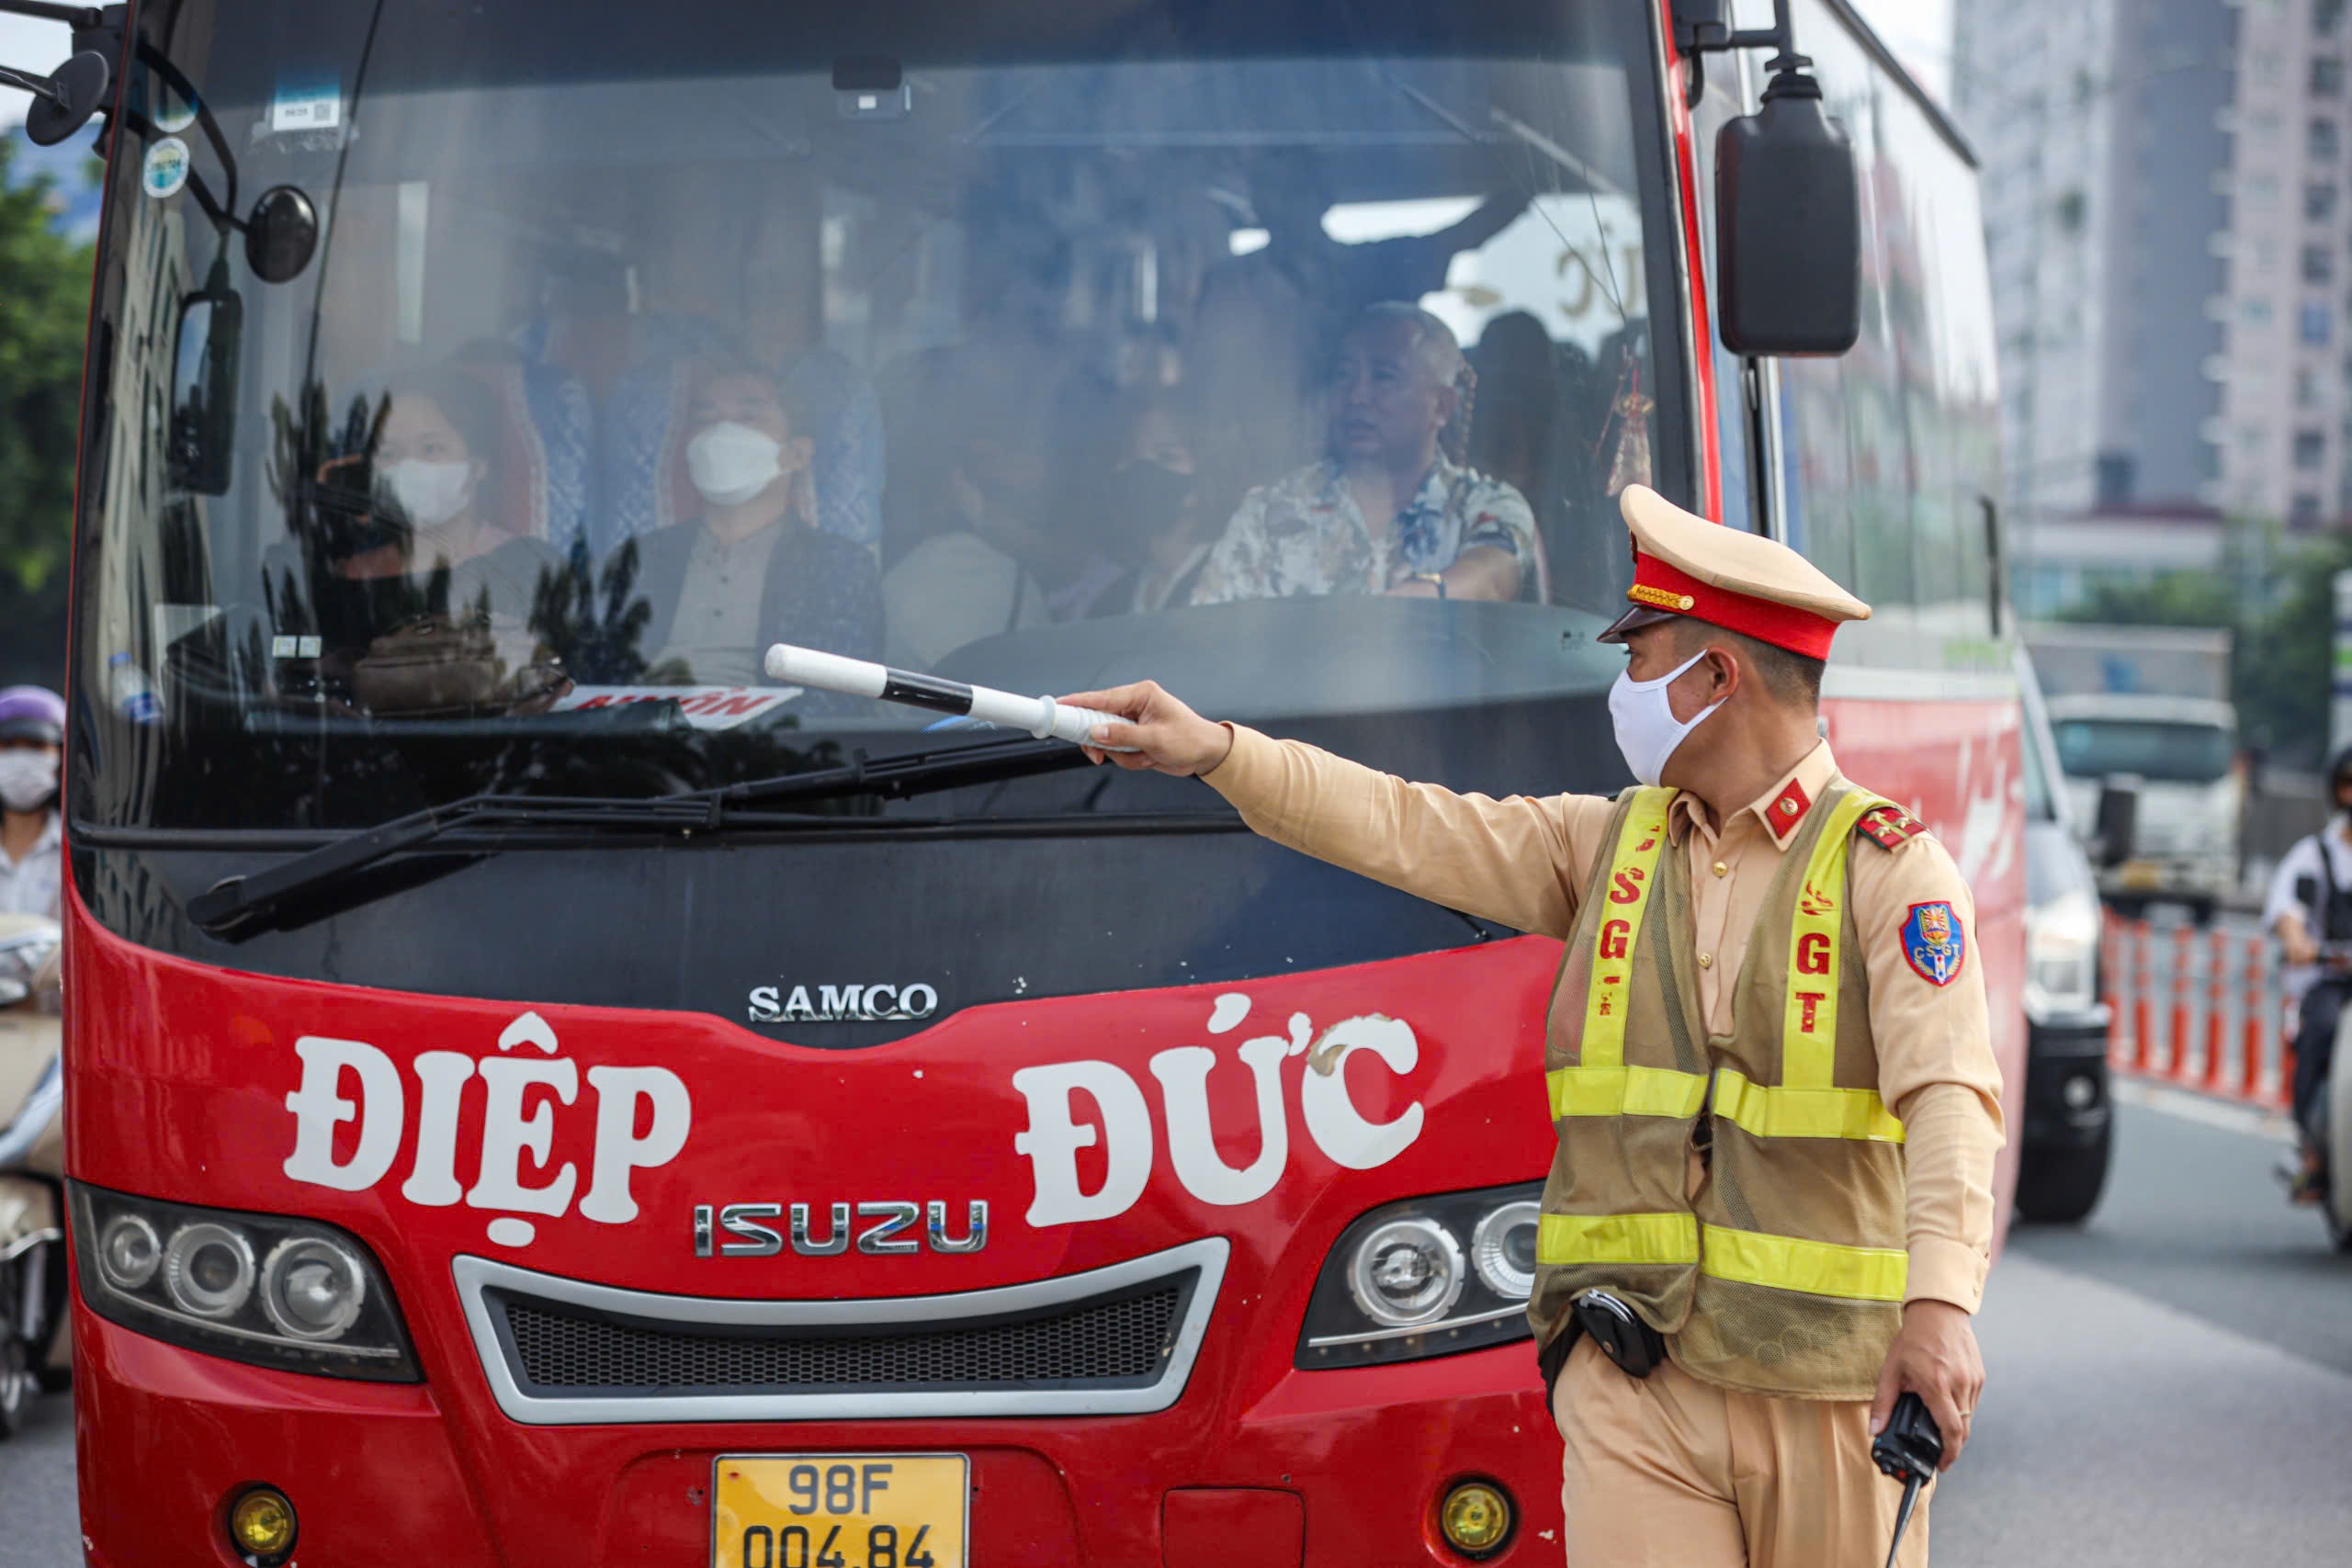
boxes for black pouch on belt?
[1540,1291,1668,1407]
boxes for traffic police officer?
[1069,485,2003,1565]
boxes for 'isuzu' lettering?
[1011,995,1425,1227]
[283,1010,691,1248]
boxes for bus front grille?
[497,1281,1184,1392]
[451,1239,1230,1424]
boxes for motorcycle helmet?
[2332,745,2352,807]
[0,686,63,748]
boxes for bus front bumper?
[73,1300,1563,1567]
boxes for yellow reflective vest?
[1530,783,1909,1399]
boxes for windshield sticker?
[1012,993,1425,1225]
[149,76,197,134]
[270,73,343,134]
[140,138,189,199]
[282,1009,692,1249]
[553,684,804,729]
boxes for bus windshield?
[74,0,1680,833]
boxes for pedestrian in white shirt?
[2262,745,2352,1201]
[0,686,63,919]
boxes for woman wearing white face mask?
[266,368,563,635]
[0,687,64,919]
[348,371,564,625]
[623,359,879,695]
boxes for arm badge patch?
[1901,901,1966,986]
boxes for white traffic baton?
[764,643,1139,750]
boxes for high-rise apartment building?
[1953,0,2239,524]
[2211,0,2352,525]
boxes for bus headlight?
[1297,1181,1542,1368]
[2026,886,2100,1016]
[1470,1201,1541,1300]
[69,1182,418,1382]
[260,1236,368,1341]
[95,1213,163,1292]
[1347,1217,1465,1327]
[162,1223,255,1319]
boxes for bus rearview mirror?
[1713,78,1861,356]
[246,186,321,284]
[168,285,243,497]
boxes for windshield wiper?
[187,736,1090,936]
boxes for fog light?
[228,1487,297,1560]
[1439,1480,1512,1557]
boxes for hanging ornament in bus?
[1603,358,1654,499]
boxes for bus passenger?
[630,360,879,689]
[1189,303,1542,605]
[279,368,566,632]
[879,401,1053,671]
[1080,391,1219,617]
[1191,152,1529,487]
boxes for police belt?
[1539,1289,1668,1402]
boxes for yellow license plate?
[713,1454,967,1568]
[2119,860,2164,889]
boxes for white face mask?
[383,459,476,528]
[0,751,57,813]
[687,422,785,507]
[1608,649,1725,787]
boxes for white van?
[2046,693,2242,922]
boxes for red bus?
[42,1,2021,1563]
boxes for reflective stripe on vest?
[1550,1064,1708,1119]
[1538,1210,1700,1266]
[1711,1067,1905,1142]
[1700,1224,1909,1302]
[1548,788,1708,1119]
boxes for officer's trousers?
[1552,1335,1929,1567]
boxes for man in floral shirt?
[1190,303,1544,605]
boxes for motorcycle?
[0,911,64,1435]
[2319,990,2352,1253]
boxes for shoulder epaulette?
[1855,803,1932,852]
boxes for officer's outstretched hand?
[1062,681,1235,776]
[1871,1300,1984,1470]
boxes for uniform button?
[1697,953,1713,969]
[1712,861,1728,877]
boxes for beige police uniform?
[1199,488,2004,1565]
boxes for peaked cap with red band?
[1597,485,1871,660]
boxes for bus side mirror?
[20,49,111,148]
[168,280,243,496]
[1714,68,1861,355]
[2094,776,2141,871]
